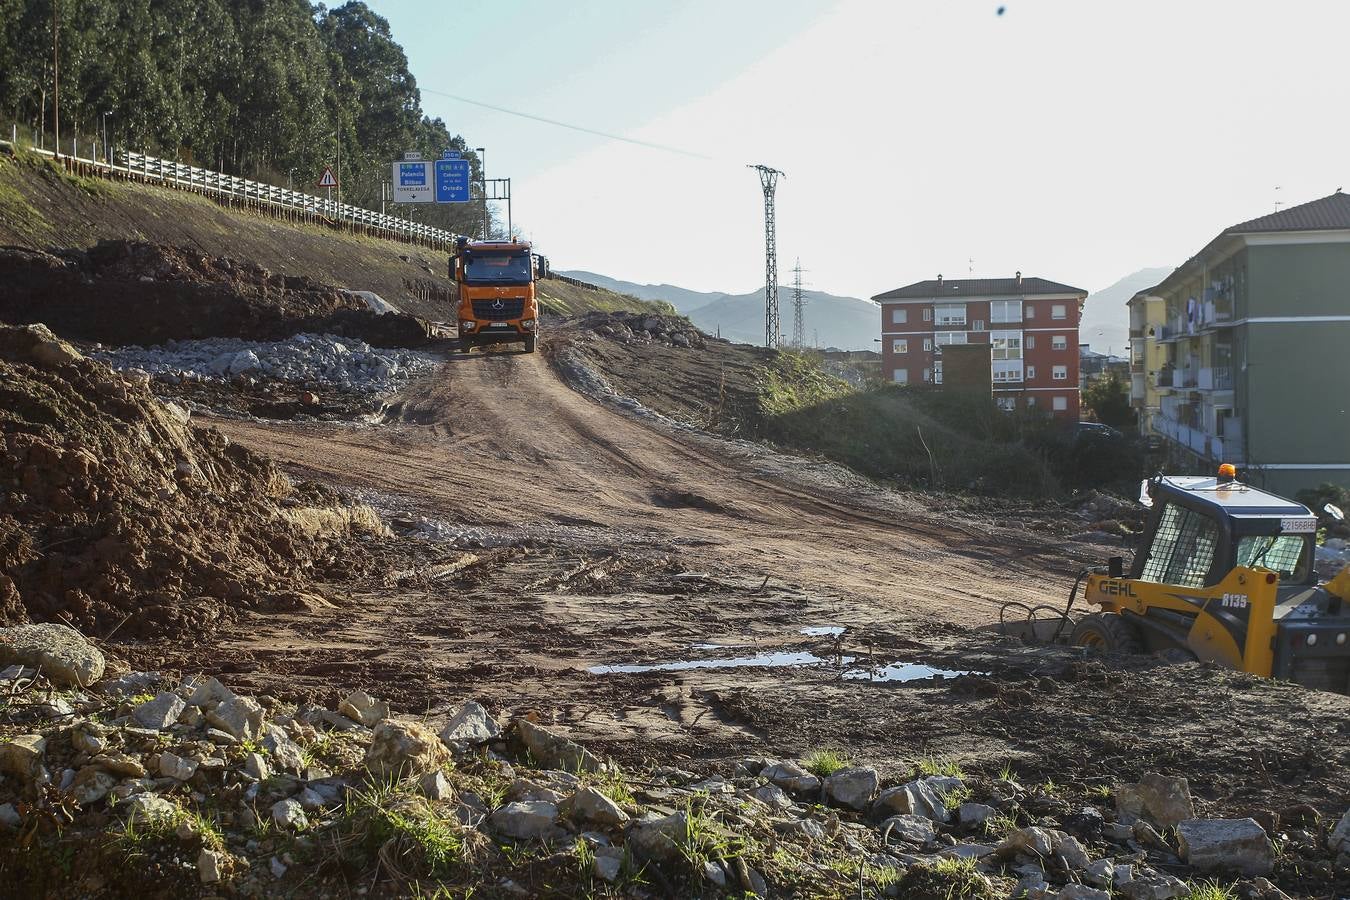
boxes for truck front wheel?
[524,334,537,353]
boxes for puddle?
[842,662,975,683]
[800,626,845,637]
[689,642,739,650]
[589,650,856,675]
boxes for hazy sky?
[370,0,1350,300]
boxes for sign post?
[317,166,338,206]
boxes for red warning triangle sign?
[317,166,338,188]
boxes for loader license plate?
[1280,516,1317,533]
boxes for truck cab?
[451,238,539,353]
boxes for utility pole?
[790,259,808,348]
[476,147,488,238]
[52,0,60,157]
[750,164,784,349]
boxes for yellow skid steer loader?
[1066,467,1350,693]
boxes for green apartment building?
[1130,191,1350,495]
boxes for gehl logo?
[1098,580,1138,598]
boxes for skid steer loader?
[1064,466,1350,693]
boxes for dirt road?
[215,345,1084,628]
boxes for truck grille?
[471,299,525,321]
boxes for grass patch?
[591,768,635,807]
[941,786,973,811]
[893,856,995,900]
[916,755,965,779]
[1188,880,1238,900]
[802,749,851,778]
[331,783,478,881]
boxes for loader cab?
[1133,475,1318,591]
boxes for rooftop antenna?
[749,164,784,349]
[1274,185,1282,212]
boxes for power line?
[420,88,718,161]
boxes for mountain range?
[562,266,1175,352]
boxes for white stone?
[1177,818,1274,876]
[198,848,224,884]
[158,752,198,782]
[489,800,561,840]
[822,766,878,811]
[570,786,629,825]
[207,695,265,741]
[132,693,186,730]
[271,798,308,830]
[881,814,936,846]
[438,700,500,750]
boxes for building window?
[992,361,1024,382]
[1026,365,1036,379]
[996,397,1016,412]
[922,308,932,322]
[891,308,907,325]
[934,361,943,384]
[1052,335,1068,350]
[1026,396,1036,407]
[1052,304,1067,320]
[934,331,967,348]
[1052,365,1068,380]
[971,320,986,332]
[1025,305,1035,319]
[923,368,932,383]
[990,330,1022,359]
[934,304,966,326]
[990,299,1022,323]
[892,339,908,354]
[1053,395,1068,411]
[893,369,908,384]
[1026,335,1036,350]
[922,338,932,352]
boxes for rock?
[271,798,308,830]
[270,856,288,878]
[1055,833,1091,869]
[875,777,952,824]
[1177,818,1274,876]
[198,848,225,884]
[570,786,629,826]
[1084,858,1114,888]
[262,725,306,773]
[243,752,270,781]
[594,848,623,882]
[1131,819,1170,852]
[92,751,145,777]
[71,728,106,755]
[1102,822,1133,843]
[823,765,878,811]
[777,818,826,841]
[364,719,452,779]
[881,814,936,846]
[125,794,179,828]
[998,826,1055,859]
[0,734,46,781]
[159,751,198,782]
[761,760,821,795]
[1119,872,1187,900]
[337,690,389,728]
[516,720,603,773]
[3,323,85,367]
[1329,809,1350,854]
[207,695,265,741]
[959,802,995,829]
[751,783,794,810]
[66,766,117,805]
[0,623,106,688]
[1058,887,1109,900]
[732,857,768,896]
[438,700,500,751]
[703,859,728,887]
[1130,773,1195,828]
[132,692,186,730]
[489,800,562,840]
[628,811,690,861]
[186,676,235,708]
[418,770,454,801]
[943,842,997,859]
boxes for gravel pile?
[93,333,440,395]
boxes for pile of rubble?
[1,623,1343,897]
[579,310,708,350]
[93,333,439,397]
[0,323,385,637]
[0,241,430,348]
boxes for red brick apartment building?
[871,273,1088,419]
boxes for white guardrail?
[1,135,456,248]
[117,151,456,246]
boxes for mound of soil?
[0,241,430,348]
[0,323,384,640]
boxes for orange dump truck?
[451,237,539,353]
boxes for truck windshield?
[1236,534,1309,582]
[463,253,532,284]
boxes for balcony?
[1151,416,1245,463]
[1155,369,1174,388]
[1130,374,1146,403]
